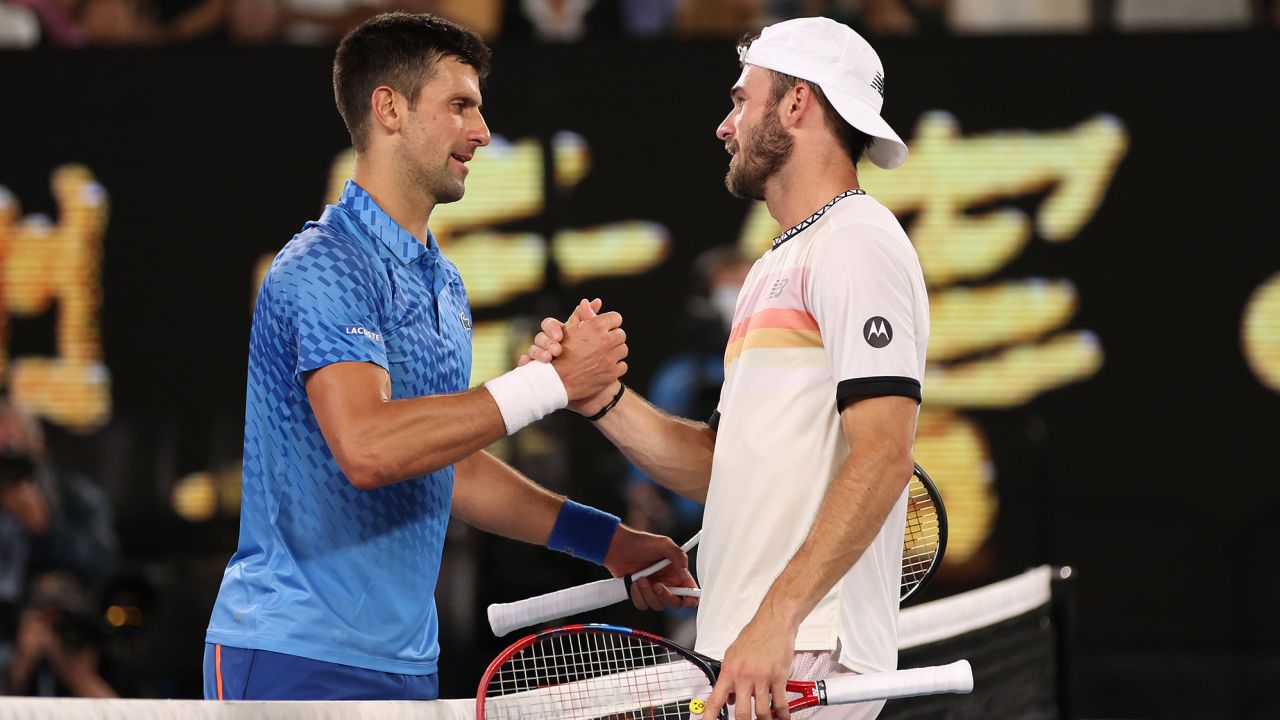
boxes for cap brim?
[823,90,908,169]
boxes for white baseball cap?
[740,16,908,169]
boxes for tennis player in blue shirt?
[203,12,696,701]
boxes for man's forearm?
[309,376,509,491]
[452,450,693,587]
[756,435,914,630]
[451,450,562,544]
[593,387,716,503]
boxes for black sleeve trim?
[707,410,721,431]
[836,376,922,411]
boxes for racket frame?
[901,463,948,603]
[477,624,972,720]
[476,623,724,720]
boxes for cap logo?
[871,72,885,98]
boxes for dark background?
[2,33,1278,717]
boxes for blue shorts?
[203,643,439,701]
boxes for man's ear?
[370,85,404,135]
[779,82,814,130]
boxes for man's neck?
[351,153,436,246]
[763,149,860,231]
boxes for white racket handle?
[489,577,629,636]
[820,660,973,705]
[488,581,702,637]
[489,531,703,636]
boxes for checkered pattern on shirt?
[206,181,472,675]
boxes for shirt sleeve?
[270,235,390,378]
[807,223,923,410]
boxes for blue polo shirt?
[206,180,472,675]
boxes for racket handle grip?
[488,578,629,636]
[821,660,973,705]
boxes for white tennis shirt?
[695,190,929,674]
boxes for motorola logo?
[863,317,892,348]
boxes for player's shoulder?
[269,216,382,289]
[815,195,915,259]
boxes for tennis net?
[0,566,1071,720]
[885,565,1074,720]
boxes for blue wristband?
[547,500,620,565]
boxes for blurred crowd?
[0,0,1276,48]
[0,399,123,697]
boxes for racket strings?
[901,476,941,596]
[484,630,713,720]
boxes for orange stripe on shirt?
[724,327,823,365]
[728,308,819,343]
[215,644,224,700]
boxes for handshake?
[517,298,628,418]
[484,298,627,435]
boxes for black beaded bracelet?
[587,383,626,422]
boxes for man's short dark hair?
[736,34,872,166]
[334,12,492,152]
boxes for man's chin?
[725,171,764,201]
[434,180,466,204]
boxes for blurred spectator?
[948,0,1091,34]
[155,0,231,44]
[8,573,115,697]
[0,433,50,692]
[0,1,42,47]
[229,0,436,45]
[619,0,677,38]
[948,0,1263,34]
[5,0,1278,48]
[676,0,762,38]
[8,0,88,46]
[769,0,945,37]
[79,0,161,45]
[499,0,625,43]
[1112,0,1254,31]
[0,398,119,696]
[227,0,282,43]
[279,0,389,44]
[228,0,505,45]
[422,0,501,40]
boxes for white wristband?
[484,361,569,435]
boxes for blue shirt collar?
[338,180,437,265]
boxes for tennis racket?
[902,463,947,603]
[488,464,947,636]
[477,623,972,720]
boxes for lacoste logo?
[459,311,471,331]
[863,317,892,348]
[871,72,885,97]
[767,278,789,299]
[343,325,383,343]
